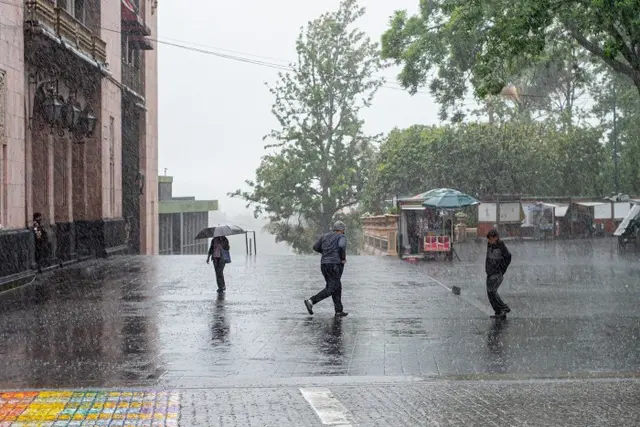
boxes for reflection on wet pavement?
[0,239,637,388]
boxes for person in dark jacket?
[485,229,512,318]
[304,221,348,317]
[32,212,49,272]
[206,236,230,293]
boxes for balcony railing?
[121,61,145,97]
[25,0,107,64]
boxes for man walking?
[485,229,512,318]
[304,221,348,317]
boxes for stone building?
[0,0,158,282]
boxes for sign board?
[478,203,497,222]
[424,235,451,252]
[594,203,611,220]
[500,203,521,222]
[478,202,521,222]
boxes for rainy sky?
[158,0,446,215]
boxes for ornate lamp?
[41,93,65,125]
[62,100,83,130]
[78,108,98,136]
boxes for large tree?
[362,122,607,214]
[591,70,640,194]
[230,0,383,253]
[381,0,640,119]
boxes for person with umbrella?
[207,235,230,292]
[304,221,348,317]
[199,225,243,293]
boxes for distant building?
[158,176,217,255]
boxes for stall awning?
[122,0,152,36]
[576,201,606,207]
[554,205,569,217]
[129,35,154,50]
[401,205,426,211]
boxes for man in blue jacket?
[304,221,348,317]
[485,228,512,318]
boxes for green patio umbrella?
[422,189,480,209]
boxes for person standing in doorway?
[485,229,512,318]
[206,236,230,293]
[304,221,348,317]
[32,212,48,273]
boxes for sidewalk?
[1,378,637,426]
[0,239,638,425]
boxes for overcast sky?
[157,0,443,215]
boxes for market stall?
[397,189,478,261]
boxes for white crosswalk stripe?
[299,387,353,426]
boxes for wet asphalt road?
[0,239,638,425]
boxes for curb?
[0,254,100,294]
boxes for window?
[74,0,85,24]
[121,36,141,68]
[57,0,85,25]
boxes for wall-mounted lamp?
[41,93,65,125]
[77,108,98,137]
[62,99,83,130]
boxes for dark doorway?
[122,99,141,253]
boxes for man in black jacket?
[304,221,348,317]
[485,229,512,318]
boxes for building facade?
[158,176,218,255]
[0,0,158,281]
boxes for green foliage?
[230,0,382,254]
[382,0,640,119]
[591,70,640,194]
[362,122,608,213]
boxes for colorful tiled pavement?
[0,391,179,426]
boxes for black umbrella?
[195,224,245,240]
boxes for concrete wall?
[100,0,123,219]
[0,1,25,229]
[140,0,159,254]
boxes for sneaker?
[304,299,314,315]
[335,312,348,317]
[503,307,511,314]
[490,312,506,319]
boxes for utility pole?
[613,83,619,193]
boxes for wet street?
[0,239,639,425]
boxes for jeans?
[486,273,509,314]
[213,257,226,291]
[310,263,344,313]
